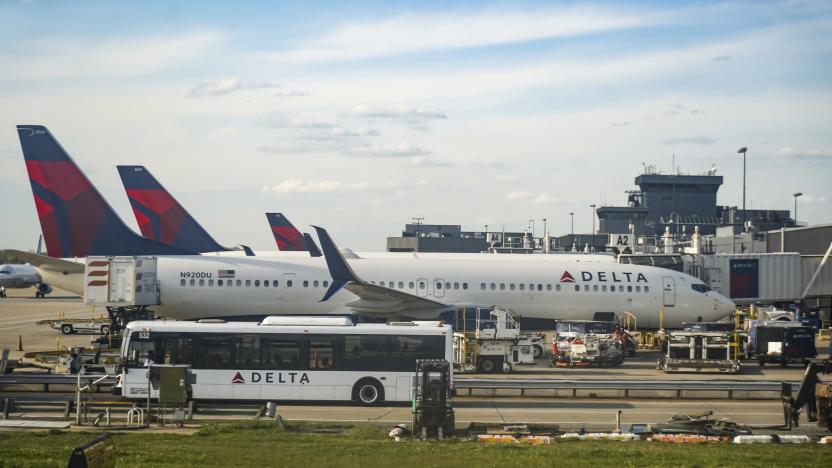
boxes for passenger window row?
[179,278,331,288]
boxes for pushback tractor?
[453,307,535,373]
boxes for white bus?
[118,316,453,405]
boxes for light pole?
[589,204,596,252]
[793,192,803,226]
[737,147,747,232]
[569,212,574,251]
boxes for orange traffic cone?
[17,335,23,352]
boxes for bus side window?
[308,338,335,369]
[264,337,302,370]
[196,335,235,369]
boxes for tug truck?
[453,307,535,373]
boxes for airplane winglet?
[312,226,360,302]
[303,233,322,257]
[240,245,255,257]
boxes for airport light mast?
[569,212,574,251]
[737,147,748,232]
[589,204,596,252]
[793,192,803,226]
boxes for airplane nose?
[712,293,735,320]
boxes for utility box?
[84,256,159,307]
[148,365,190,404]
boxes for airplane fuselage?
[145,254,733,328]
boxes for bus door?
[281,273,298,301]
[433,278,445,298]
[662,276,676,307]
[417,278,428,297]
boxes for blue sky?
[1,0,831,250]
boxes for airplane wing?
[312,226,457,318]
[0,250,84,274]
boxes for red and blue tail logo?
[266,213,306,251]
[17,125,195,258]
[117,165,227,253]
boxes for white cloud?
[342,141,429,157]
[260,178,428,193]
[776,147,832,160]
[187,78,282,97]
[1,32,221,80]
[274,89,310,97]
[260,7,650,63]
[507,191,531,201]
[343,104,447,123]
[474,158,509,168]
[507,191,559,204]
[663,136,716,145]
[410,156,452,167]
[496,175,519,182]
[532,193,559,205]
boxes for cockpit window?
[691,284,710,293]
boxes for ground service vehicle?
[411,359,454,440]
[118,316,453,405]
[749,322,816,366]
[658,329,740,374]
[453,307,535,373]
[554,334,624,368]
[782,359,832,431]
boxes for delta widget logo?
[560,271,576,283]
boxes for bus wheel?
[532,345,543,359]
[478,357,497,373]
[353,379,384,406]
[61,324,73,335]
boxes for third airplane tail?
[16,125,195,258]
[266,213,306,251]
[117,165,228,253]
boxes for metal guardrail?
[0,374,116,392]
[454,378,800,398]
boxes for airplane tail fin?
[266,213,306,251]
[117,165,227,253]
[16,125,195,257]
[303,233,322,257]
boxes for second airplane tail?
[117,165,227,253]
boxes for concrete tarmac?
[1,287,829,381]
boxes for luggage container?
[752,324,816,366]
[658,330,740,374]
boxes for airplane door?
[433,278,445,298]
[417,278,428,297]
[662,276,675,307]
[281,273,298,301]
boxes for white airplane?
[0,263,53,298]
[8,124,735,328]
